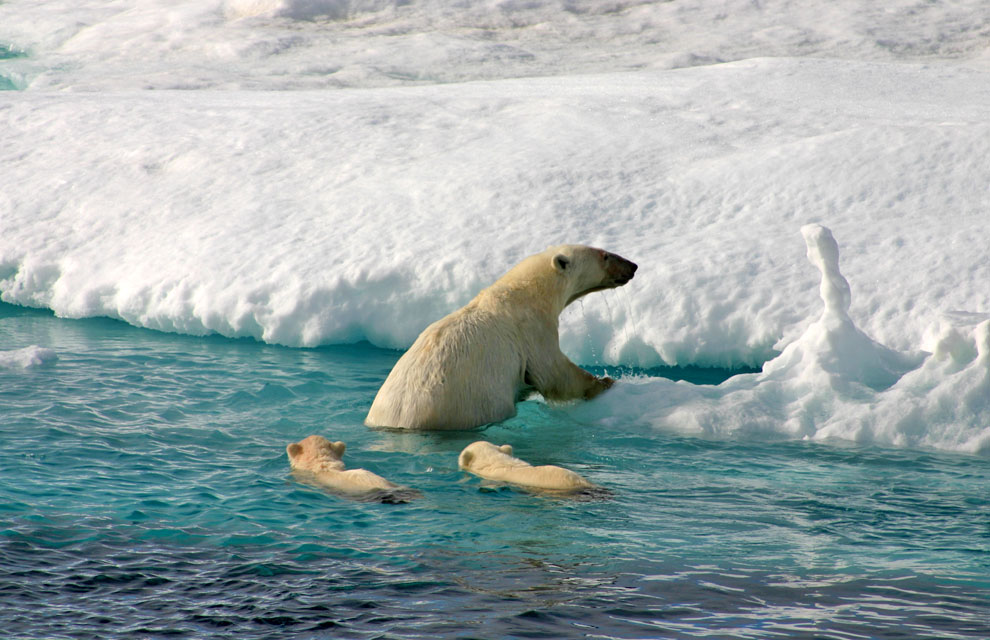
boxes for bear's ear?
[459,451,474,468]
[553,254,570,272]
[331,441,346,457]
[499,444,514,455]
[287,443,303,459]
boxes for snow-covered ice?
[1,0,988,453]
[570,225,990,454]
[2,59,986,362]
[2,0,989,90]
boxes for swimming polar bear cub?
[365,245,637,430]
[458,441,595,492]
[287,435,402,496]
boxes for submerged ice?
[0,345,57,369]
[571,225,990,455]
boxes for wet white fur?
[458,441,594,492]
[287,435,398,493]
[365,245,631,430]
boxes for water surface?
[2,303,987,639]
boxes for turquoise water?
[0,45,24,59]
[2,302,988,639]
[0,44,24,91]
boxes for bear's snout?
[607,253,637,286]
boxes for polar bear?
[365,244,637,430]
[286,435,414,501]
[458,441,595,492]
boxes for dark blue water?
[2,302,988,639]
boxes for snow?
[2,1,989,90]
[570,225,990,455]
[2,60,986,362]
[1,0,988,453]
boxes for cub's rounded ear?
[499,444,514,455]
[459,451,474,468]
[287,443,303,459]
[553,254,570,272]
[331,441,346,457]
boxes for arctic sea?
[2,302,988,639]
[3,0,990,638]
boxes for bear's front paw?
[585,376,614,399]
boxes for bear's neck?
[309,459,346,473]
[483,274,569,319]
[476,456,532,472]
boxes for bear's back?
[366,304,526,429]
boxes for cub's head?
[549,244,637,306]
[458,441,514,471]
[286,435,347,472]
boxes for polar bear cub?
[287,435,400,495]
[365,244,637,430]
[458,441,595,492]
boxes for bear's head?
[286,435,347,473]
[550,245,637,306]
[458,441,521,471]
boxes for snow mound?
[761,224,925,393]
[2,60,988,369]
[569,225,990,456]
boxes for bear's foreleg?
[528,351,613,403]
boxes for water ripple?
[2,305,989,638]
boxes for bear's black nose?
[606,252,637,286]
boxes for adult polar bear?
[365,245,637,430]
